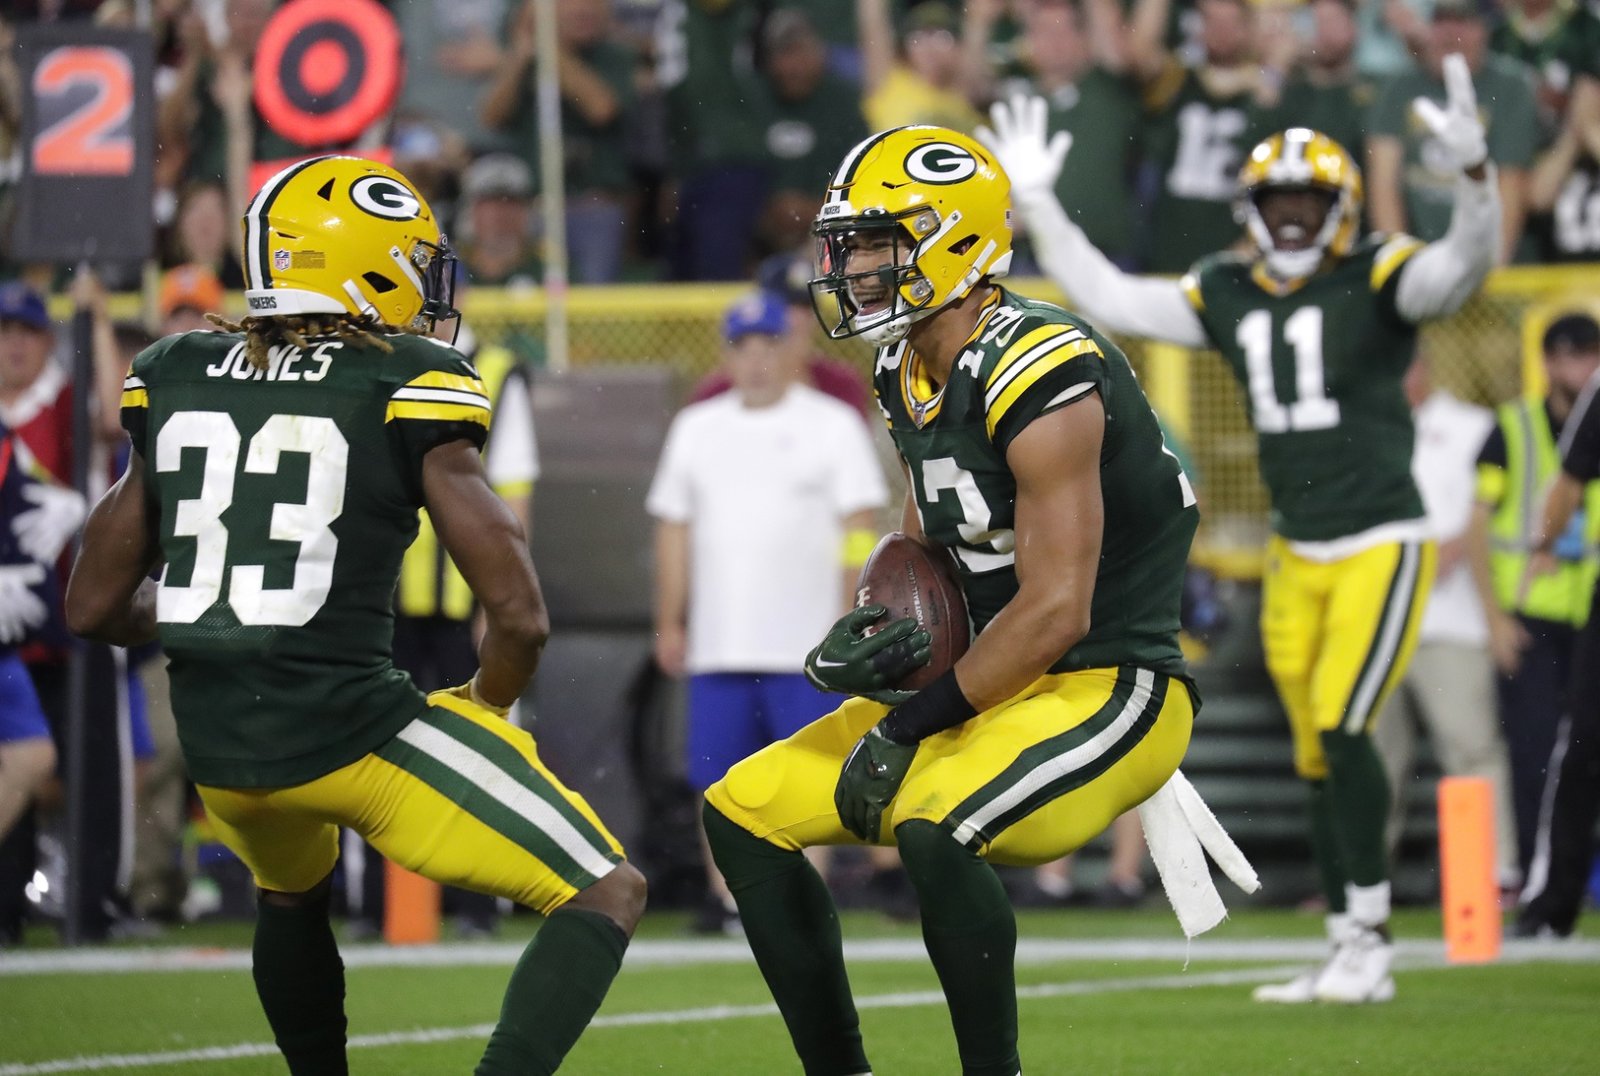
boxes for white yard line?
[0,964,1312,1075]
[5,935,1597,977]
[2,940,1596,1075]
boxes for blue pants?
[0,652,49,743]
[686,673,842,792]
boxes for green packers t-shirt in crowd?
[756,72,868,196]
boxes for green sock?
[1320,731,1391,887]
[476,906,628,1076]
[703,803,869,1076]
[896,820,1019,1076]
[1307,779,1349,914]
[252,889,347,1076]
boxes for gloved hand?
[803,604,931,706]
[0,564,48,644]
[834,724,919,843]
[976,94,1073,204]
[440,675,512,717]
[1413,53,1488,173]
[12,482,87,564]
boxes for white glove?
[976,93,1072,204]
[0,563,48,644]
[1413,52,1488,173]
[12,482,87,564]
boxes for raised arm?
[857,0,897,96]
[1393,54,1501,322]
[1126,0,1174,83]
[979,95,1209,347]
[424,438,549,709]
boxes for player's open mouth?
[1273,224,1310,251]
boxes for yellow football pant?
[706,666,1192,866]
[1261,536,1437,780]
[197,692,624,915]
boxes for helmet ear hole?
[949,235,978,255]
[362,271,398,294]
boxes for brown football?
[855,532,971,691]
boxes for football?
[856,532,971,691]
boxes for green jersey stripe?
[1342,540,1424,734]
[392,711,619,878]
[948,668,1165,847]
[374,734,597,888]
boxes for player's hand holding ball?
[803,605,932,706]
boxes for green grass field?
[2,908,1596,1075]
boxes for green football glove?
[834,724,919,843]
[803,604,932,705]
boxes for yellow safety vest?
[396,343,529,621]
[1486,398,1600,626]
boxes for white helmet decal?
[904,143,977,185]
[350,175,421,221]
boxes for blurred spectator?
[752,8,868,255]
[1528,64,1600,261]
[0,421,72,948]
[687,250,873,418]
[658,0,770,280]
[1468,312,1600,880]
[859,0,985,133]
[456,154,543,289]
[1374,356,1518,889]
[397,0,514,154]
[991,0,1143,268]
[1490,0,1600,140]
[1355,0,1432,79]
[0,281,131,943]
[1367,1,1540,261]
[1127,0,1266,272]
[648,290,888,934]
[389,120,474,238]
[167,182,245,289]
[1252,0,1377,167]
[157,264,225,337]
[482,0,637,283]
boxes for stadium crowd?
[1,0,1598,292]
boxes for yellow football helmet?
[810,126,1013,345]
[241,156,458,330]
[1236,128,1364,281]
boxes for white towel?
[1136,769,1261,938]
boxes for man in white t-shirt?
[1374,358,1518,888]
[649,290,888,934]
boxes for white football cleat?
[1252,969,1321,1004]
[1314,923,1395,1003]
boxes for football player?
[702,125,1208,1075]
[979,52,1500,1003]
[65,157,645,1075]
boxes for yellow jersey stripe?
[121,388,149,409]
[1371,235,1424,291]
[986,339,1101,437]
[1179,273,1204,312]
[985,331,1094,410]
[386,400,491,427]
[986,324,1079,388]
[400,370,489,397]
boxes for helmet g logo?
[350,175,421,220]
[904,143,978,185]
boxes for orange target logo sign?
[253,0,401,147]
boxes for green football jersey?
[1180,234,1427,542]
[1142,61,1257,273]
[121,330,492,788]
[874,287,1199,679]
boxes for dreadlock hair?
[204,313,423,370]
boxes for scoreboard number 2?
[30,46,135,176]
